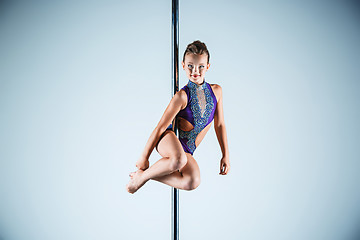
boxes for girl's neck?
[189,79,205,86]
[188,79,206,90]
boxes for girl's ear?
[181,61,185,69]
[207,63,211,70]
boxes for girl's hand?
[136,156,150,171]
[219,156,230,175]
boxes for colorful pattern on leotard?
[176,79,217,155]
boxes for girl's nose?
[192,67,199,74]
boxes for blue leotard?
[163,79,217,155]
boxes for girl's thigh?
[156,131,200,179]
[179,153,200,178]
[156,130,185,158]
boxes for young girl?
[126,40,230,194]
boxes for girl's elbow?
[214,118,223,127]
[155,123,170,134]
[214,122,226,130]
[154,125,164,135]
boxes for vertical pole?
[171,0,179,240]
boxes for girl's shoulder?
[209,83,222,90]
[173,88,188,107]
[174,88,188,99]
[209,83,222,102]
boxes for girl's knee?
[169,152,187,171]
[183,176,201,191]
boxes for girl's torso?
[176,80,218,155]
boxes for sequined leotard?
[162,79,217,155]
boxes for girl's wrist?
[140,152,149,161]
[222,153,229,159]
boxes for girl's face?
[181,53,210,85]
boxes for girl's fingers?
[225,165,230,174]
[221,164,229,175]
[220,162,231,175]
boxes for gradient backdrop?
[1,0,360,239]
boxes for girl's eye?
[188,64,193,68]
[199,65,204,69]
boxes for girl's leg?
[126,130,186,193]
[126,130,201,193]
[152,152,201,190]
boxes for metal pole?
[171,0,179,240]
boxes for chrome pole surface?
[171,0,179,240]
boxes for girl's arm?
[139,90,187,162]
[213,84,230,175]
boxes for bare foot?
[129,171,136,178]
[126,169,147,194]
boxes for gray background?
[1,0,359,239]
